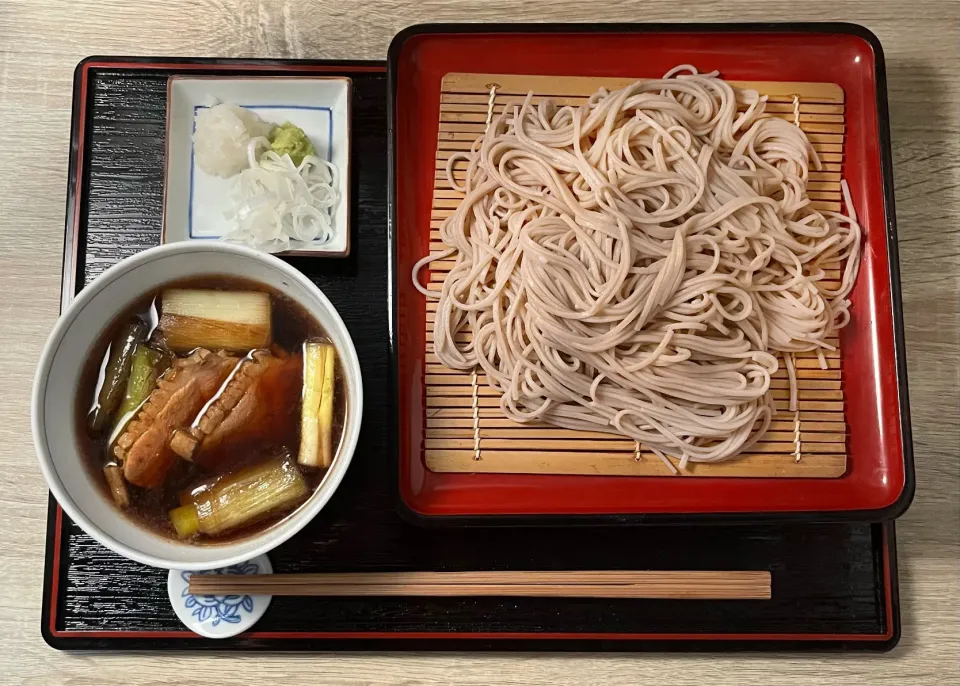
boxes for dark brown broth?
[75,275,347,544]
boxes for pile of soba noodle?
[414,66,860,470]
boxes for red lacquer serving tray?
[387,23,914,523]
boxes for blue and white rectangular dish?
[163,76,352,256]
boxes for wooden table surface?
[1,1,958,683]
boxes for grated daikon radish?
[194,104,273,178]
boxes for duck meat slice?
[170,349,302,471]
[168,349,271,461]
[116,348,238,488]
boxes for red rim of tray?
[388,23,914,522]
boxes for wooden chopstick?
[188,570,771,600]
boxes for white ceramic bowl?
[32,242,363,570]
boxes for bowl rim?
[32,241,364,570]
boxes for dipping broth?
[76,275,346,543]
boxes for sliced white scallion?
[222,141,339,253]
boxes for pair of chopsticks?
[188,570,771,600]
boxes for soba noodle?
[414,66,861,470]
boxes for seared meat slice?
[170,349,302,471]
[116,348,238,488]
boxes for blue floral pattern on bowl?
[181,562,259,627]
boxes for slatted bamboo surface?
[424,72,849,478]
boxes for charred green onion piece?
[103,463,130,509]
[88,318,147,435]
[169,454,308,539]
[298,342,336,468]
[158,289,271,353]
[108,344,169,443]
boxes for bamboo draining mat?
[424,72,848,478]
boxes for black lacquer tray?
[42,57,900,651]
